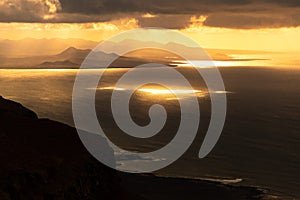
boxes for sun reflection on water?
[92,86,227,100]
[138,88,202,95]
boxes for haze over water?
[0,65,299,198]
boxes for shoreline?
[0,97,272,200]
[117,173,270,200]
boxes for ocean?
[0,66,299,198]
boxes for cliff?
[0,96,267,200]
[0,96,138,200]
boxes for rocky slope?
[0,96,138,200]
[0,96,267,200]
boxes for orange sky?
[1,15,300,52]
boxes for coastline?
[0,95,273,199]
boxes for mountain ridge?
[0,95,139,199]
[0,95,268,199]
[0,39,274,69]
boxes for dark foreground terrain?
[0,96,266,199]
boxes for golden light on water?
[96,86,202,95]
[94,86,208,100]
[138,88,202,95]
[100,86,126,91]
[137,88,207,100]
[95,86,230,96]
[173,53,300,68]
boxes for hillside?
[0,96,267,199]
[0,95,137,199]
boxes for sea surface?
[0,66,300,199]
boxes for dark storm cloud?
[203,12,300,29]
[137,14,193,29]
[58,0,252,15]
[0,0,55,22]
[1,0,300,29]
[59,0,139,14]
[262,0,300,7]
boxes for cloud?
[0,0,61,22]
[58,0,251,15]
[137,14,193,29]
[1,0,300,29]
[203,12,300,29]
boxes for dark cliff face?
[0,96,136,200]
[0,96,38,119]
[0,96,267,200]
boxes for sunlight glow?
[142,13,157,18]
[138,88,202,95]
[1,19,300,53]
[93,86,126,91]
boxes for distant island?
[0,38,270,69]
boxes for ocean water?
[0,67,299,198]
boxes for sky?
[1,0,300,51]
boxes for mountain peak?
[58,46,91,57]
[61,46,78,53]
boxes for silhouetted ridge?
[0,96,267,199]
[0,96,37,119]
[57,46,91,57]
[0,96,138,200]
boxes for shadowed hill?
[0,96,139,200]
[0,38,98,57]
[0,96,267,199]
